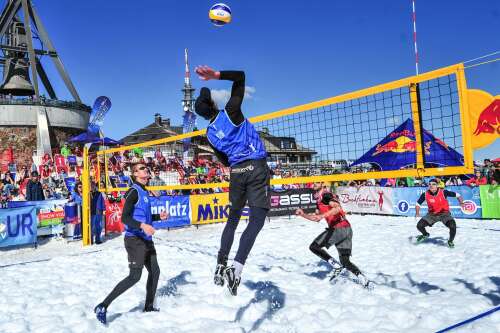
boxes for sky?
[27,0,500,161]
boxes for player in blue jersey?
[195,66,270,296]
[94,163,168,325]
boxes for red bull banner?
[350,118,463,171]
[335,186,394,214]
[468,89,499,149]
[104,199,125,233]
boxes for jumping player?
[415,178,464,248]
[194,66,270,296]
[296,192,371,288]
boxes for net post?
[410,82,425,170]
[82,145,92,246]
[456,63,474,172]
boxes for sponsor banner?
[190,193,249,225]
[392,186,481,218]
[7,199,67,227]
[0,206,37,248]
[336,187,394,214]
[150,195,190,228]
[479,185,500,219]
[104,199,124,233]
[64,177,77,193]
[269,188,317,217]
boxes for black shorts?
[313,227,353,252]
[124,236,157,269]
[229,158,271,210]
[421,212,455,226]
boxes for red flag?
[105,199,125,233]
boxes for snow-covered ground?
[1,215,499,333]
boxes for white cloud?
[210,86,256,107]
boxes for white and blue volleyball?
[209,3,231,27]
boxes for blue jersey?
[124,183,153,240]
[206,110,267,166]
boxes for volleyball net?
[95,63,473,193]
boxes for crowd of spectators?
[270,158,499,191]
[1,141,498,207]
[102,147,231,195]
[0,143,84,207]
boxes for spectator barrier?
[390,186,482,218]
[0,206,37,248]
[150,195,190,228]
[269,188,316,217]
[190,192,249,225]
[0,185,498,249]
[479,185,500,219]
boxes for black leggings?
[101,251,160,309]
[219,206,268,265]
[309,239,361,276]
[339,250,361,276]
[417,219,456,242]
[309,240,333,262]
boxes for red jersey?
[425,189,450,214]
[317,202,350,229]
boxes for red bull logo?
[372,136,416,156]
[473,99,500,136]
[468,89,499,149]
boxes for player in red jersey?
[415,178,464,248]
[296,192,371,288]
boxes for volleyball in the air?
[209,3,231,27]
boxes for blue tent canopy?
[69,132,122,145]
[350,118,464,171]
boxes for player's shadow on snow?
[157,270,196,297]
[304,261,334,280]
[107,305,143,323]
[405,273,445,293]
[454,277,500,306]
[234,281,286,333]
[423,236,449,247]
[408,236,449,247]
[258,264,293,273]
[374,272,445,294]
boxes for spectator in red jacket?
[465,170,487,187]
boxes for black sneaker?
[223,266,240,296]
[94,304,107,325]
[214,264,225,286]
[143,306,160,312]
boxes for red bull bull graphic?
[473,99,499,136]
[467,89,499,149]
[372,136,416,156]
[352,118,463,170]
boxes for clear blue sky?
[33,0,499,161]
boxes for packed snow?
[1,215,499,333]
